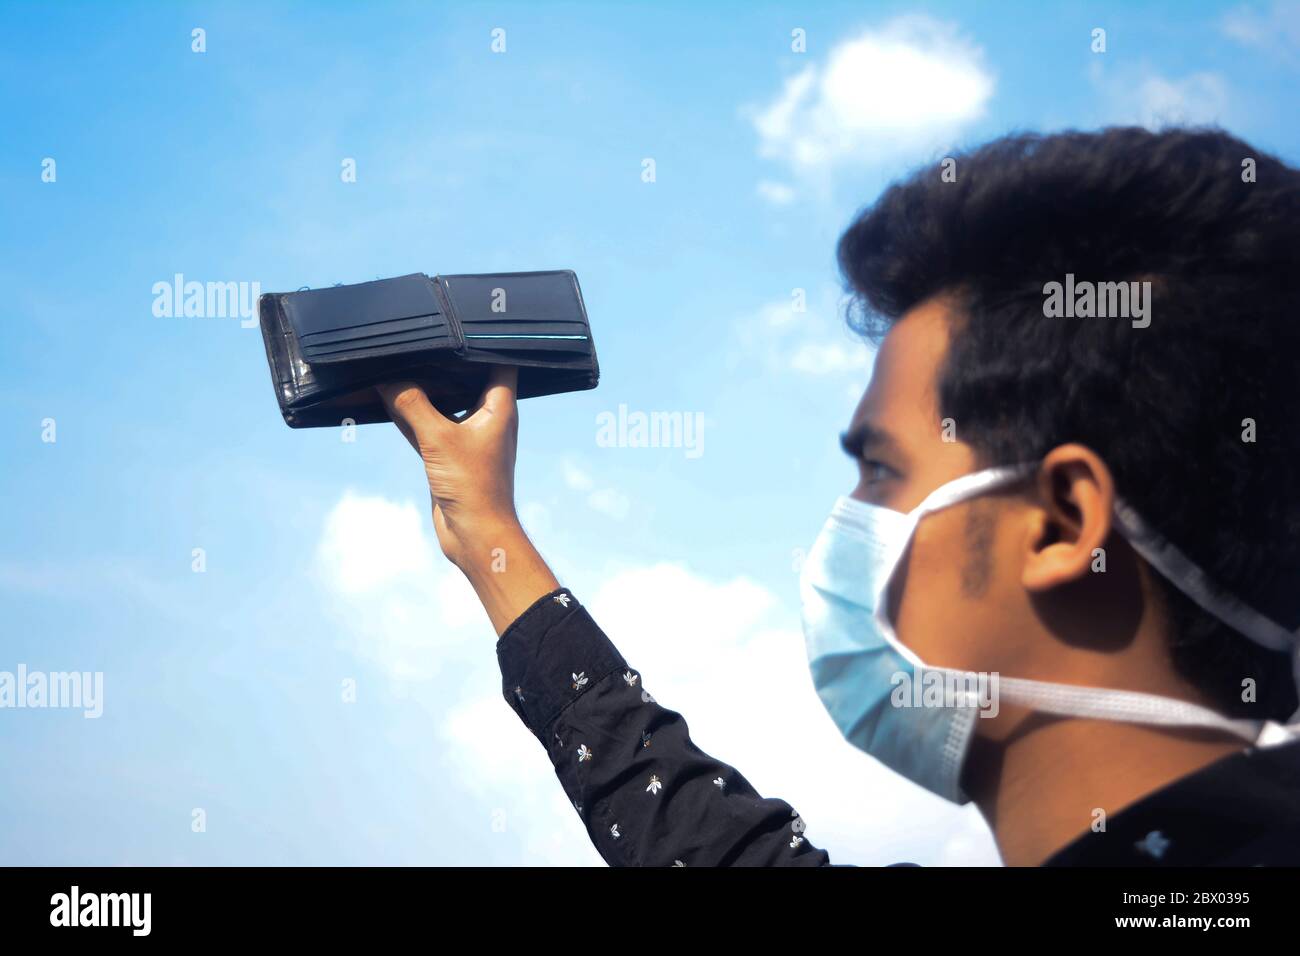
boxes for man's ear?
[1021,444,1115,593]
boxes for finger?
[473,365,518,420]
[374,383,420,450]
[377,382,453,441]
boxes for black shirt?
[496,587,1300,866]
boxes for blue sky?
[2,0,1298,866]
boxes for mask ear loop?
[925,467,1300,731]
[1113,496,1300,727]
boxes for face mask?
[799,463,1300,805]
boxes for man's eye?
[862,459,895,483]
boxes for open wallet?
[257,270,599,427]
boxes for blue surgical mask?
[799,464,1300,805]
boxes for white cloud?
[314,490,484,682]
[561,459,595,492]
[1222,1,1300,61]
[439,685,604,865]
[517,500,551,538]
[750,16,994,177]
[316,492,437,594]
[756,180,797,205]
[1133,73,1229,128]
[759,299,802,328]
[734,291,875,382]
[789,341,871,375]
[561,458,631,521]
[586,487,631,520]
[1089,61,1229,129]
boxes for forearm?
[456,520,560,635]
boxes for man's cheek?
[889,546,945,661]
[895,519,979,669]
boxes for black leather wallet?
[258,270,599,427]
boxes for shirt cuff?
[496,587,628,740]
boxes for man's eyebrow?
[839,421,903,460]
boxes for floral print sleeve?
[497,587,833,867]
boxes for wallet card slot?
[281,273,442,337]
[300,314,449,347]
[303,329,456,360]
[436,271,589,333]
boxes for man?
[378,126,1300,866]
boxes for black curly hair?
[837,126,1300,722]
